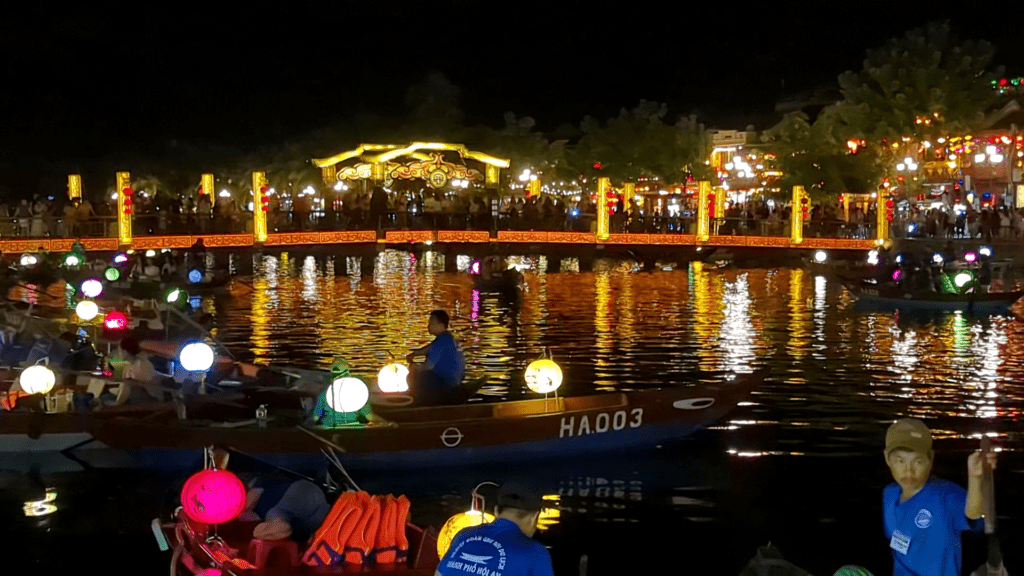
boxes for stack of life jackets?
[302,491,410,568]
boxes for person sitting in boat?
[978,253,993,292]
[99,337,165,407]
[406,310,466,406]
[310,357,390,427]
[881,419,994,576]
[437,480,554,576]
[211,449,330,543]
[160,253,177,279]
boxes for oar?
[973,437,1007,576]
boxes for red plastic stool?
[248,539,299,568]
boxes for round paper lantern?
[964,252,977,263]
[980,246,992,257]
[20,365,56,395]
[326,377,369,413]
[437,510,494,559]
[180,469,246,525]
[813,250,827,264]
[145,250,156,258]
[81,279,103,298]
[75,300,98,321]
[113,253,129,265]
[188,269,203,283]
[104,311,128,330]
[525,359,563,394]
[180,342,215,372]
[20,254,36,267]
[64,254,81,267]
[104,267,121,281]
[377,363,410,393]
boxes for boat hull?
[4,371,760,471]
[843,281,1023,312]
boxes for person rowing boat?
[406,310,466,406]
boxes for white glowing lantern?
[376,363,410,393]
[145,250,157,258]
[954,272,974,288]
[20,365,56,395]
[525,359,563,394]
[75,300,99,321]
[813,250,827,263]
[81,279,103,299]
[179,342,215,372]
[326,377,369,413]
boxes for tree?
[574,101,709,184]
[465,112,569,185]
[403,73,465,141]
[761,111,882,200]
[835,21,1003,144]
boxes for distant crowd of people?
[4,187,1021,242]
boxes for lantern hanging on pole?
[180,469,246,525]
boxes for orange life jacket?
[301,491,411,567]
[1,390,29,411]
[343,492,380,565]
[302,491,364,567]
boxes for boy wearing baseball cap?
[883,418,996,576]
[437,480,554,576]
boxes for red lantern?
[122,187,133,196]
[104,311,128,330]
[180,469,246,525]
[124,208,132,214]
[124,198,133,206]
[593,162,602,170]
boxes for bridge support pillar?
[545,256,560,273]
[359,254,376,276]
[579,253,594,272]
[444,252,458,273]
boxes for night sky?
[1,2,1022,195]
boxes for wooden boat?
[471,269,522,294]
[842,280,1024,312]
[80,370,759,471]
[3,370,761,472]
[104,275,232,299]
[161,508,440,575]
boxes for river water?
[5,251,1022,574]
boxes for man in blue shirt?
[407,310,466,406]
[437,481,554,576]
[882,418,996,576]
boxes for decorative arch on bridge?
[311,142,510,190]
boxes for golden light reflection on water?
[593,271,614,388]
[787,268,809,363]
[219,256,1024,449]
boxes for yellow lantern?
[524,359,563,394]
[376,363,410,393]
[75,300,99,321]
[20,365,56,395]
[436,509,495,559]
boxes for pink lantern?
[180,469,246,525]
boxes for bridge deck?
[0,231,877,253]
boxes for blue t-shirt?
[426,332,465,388]
[883,478,982,576]
[438,518,553,576]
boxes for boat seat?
[563,393,628,412]
[248,538,299,568]
[492,397,565,418]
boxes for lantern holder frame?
[470,481,499,514]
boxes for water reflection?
[217,256,1023,452]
